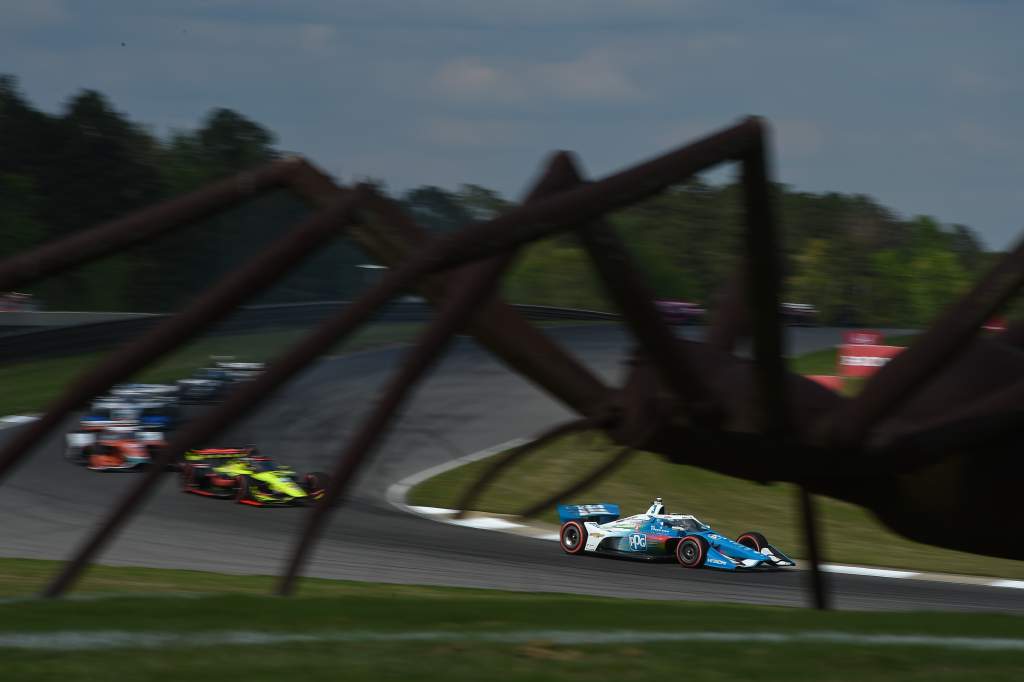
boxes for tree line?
[0,76,998,326]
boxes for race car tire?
[65,446,90,466]
[559,521,588,555]
[182,464,207,491]
[675,535,708,568]
[234,476,250,503]
[302,471,330,498]
[737,531,768,552]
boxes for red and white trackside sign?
[842,330,884,345]
[837,344,905,378]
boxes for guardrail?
[0,301,619,363]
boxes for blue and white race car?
[558,498,796,570]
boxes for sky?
[2,0,1022,249]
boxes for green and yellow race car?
[181,448,330,507]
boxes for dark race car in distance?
[654,300,706,325]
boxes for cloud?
[0,0,69,29]
[433,50,641,104]
[949,65,1012,95]
[418,117,528,148]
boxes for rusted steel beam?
[355,192,611,418]
[829,235,1024,451]
[0,188,362,489]
[275,152,600,595]
[797,487,830,609]
[0,159,311,293]
[519,445,637,519]
[455,416,602,517]
[707,267,751,353]
[737,133,829,609]
[276,253,514,595]
[40,189,367,596]
[45,116,774,597]
[738,133,789,438]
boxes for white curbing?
[0,414,38,428]
[389,440,1024,593]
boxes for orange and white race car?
[65,424,166,471]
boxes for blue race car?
[558,498,795,570]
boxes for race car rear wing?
[557,503,620,525]
[184,448,253,462]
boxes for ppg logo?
[629,534,647,551]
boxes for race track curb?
[386,439,1024,593]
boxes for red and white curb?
[387,439,1024,592]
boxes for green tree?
[907,249,969,325]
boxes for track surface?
[2,325,1022,612]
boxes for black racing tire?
[182,464,206,491]
[736,531,768,552]
[234,476,250,503]
[559,521,588,555]
[302,471,330,498]
[675,535,708,568]
[65,446,90,466]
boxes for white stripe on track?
[1,629,1022,651]
[820,565,918,579]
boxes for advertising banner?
[837,344,904,378]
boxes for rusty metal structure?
[1,117,1021,608]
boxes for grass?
[0,559,1022,681]
[408,332,1024,579]
[0,322,428,416]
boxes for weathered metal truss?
[1,117,1021,609]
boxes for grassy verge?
[408,434,1024,579]
[408,333,1024,579]
[0,322,429,416]
[1,559,1022,681]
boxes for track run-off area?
[2,325,1022,612]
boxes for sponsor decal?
[837,344,905,378]
[628,534,647,551]
[573,504,610,516]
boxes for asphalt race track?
[2,325,1023,612]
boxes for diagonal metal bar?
[45,118,764,596]
[455,416,603,518]
[0,188,361,488]
[707,267,750,353]
[577,217,719,423]
[357,185,611,419]
[737,126,827,609]
[518,444,638,519]
[404,119,760,275]
[40,188,368,596]
[275,152,587,595]
[0,159,311,293]
[829,234,1024,451]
